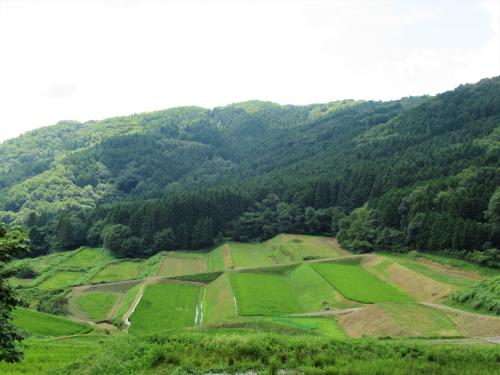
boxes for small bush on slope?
[452,276,500,315]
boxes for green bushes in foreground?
[62,332,500,375]
[452,276,500,315]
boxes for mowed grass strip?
[158,255,207,277]
[203,273,237,324]
[75,292,120,321]
[312,261,413,303]
[38,271,86,289]
[231,271,301,315]
[207,245,226,272]
[90,261,142,283]
[128,282,200,333]
[13,308,92,336]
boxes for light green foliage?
[266,234,345,260]
[451,276,500,315]
[75,292,119,321]
[0,336,105,375]
[312,260,413,303]
[231,271,301,315]
[90,261,142,283]
[128,283,200,333]
[37,271,86,289]
[13,308,92,336]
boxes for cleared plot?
[266,234,349,261]
[203,273,237,324]
[90,261,142,283]
[158,253,207,277]
[128,282,200,333]
[339,303,461,338]
[231,271,301,315]
[270,316,347,338]
[74,292,120,321]
[228,242,274,268]
[363,256,452,302]
[381,254,481,288]
[312,260,413,303]
[38,271,86,289]
[13,308,92,336]
[63,247,111,269]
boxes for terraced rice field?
[38,271,86,289]
[62,248,111,269]
[231,271,302,315]
[90,261,142,283]
[128,282,201,333]
[312,260,413,303]
[228,242,275,268]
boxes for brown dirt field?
[387,263,452,302]
[222,245,233,269]
[362,255,453,302]
[338,303,463,338]
[415,258,483,280]
[158,256,207,277]
[338,305,408,338]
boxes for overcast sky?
[0,0,499,142]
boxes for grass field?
[266,234,348,261]
[128,282,201,333]
[113,283,143,324]
[202,273,237,324]
[37,271,86,289]
[13,308,92,337]
[62,247,111,269]
[312,260,413,303]
[207,245,226,271]
[158,253,207,277]
[90,261,142,283]
[228,242,275,268]
[231,271,302,315]
[270,316,347,338]
[74,292,120,321]
[286,264,339,310]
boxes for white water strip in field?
[125,294,143,328]
[199,301,203,326]
[195,304,199,326]
[233,296,238,315]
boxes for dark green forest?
[1,78,499,267]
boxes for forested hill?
[1,77,499,267]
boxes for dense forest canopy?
[0,78,499,267]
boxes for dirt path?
[222,245,233,269]
[421,302,498,317]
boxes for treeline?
[3,77,500,267]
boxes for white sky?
[1,0,499,142]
